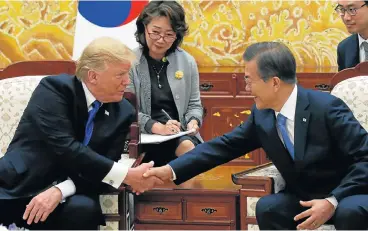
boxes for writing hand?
[163,120,181,135]
[295,199,335,230]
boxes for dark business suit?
[337,33,360,71]
[169,86,368,229]
[0,74,135,229]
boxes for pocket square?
[105,110,109,116]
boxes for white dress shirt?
[55,82,131,200]
[358,34,368,62]
[171,85,338,208]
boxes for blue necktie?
[83,100,101,146]
[276,113,294,159]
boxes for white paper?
[140,129,195,144]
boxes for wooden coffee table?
[134,165,248,230]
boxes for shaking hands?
[122,163,175,195]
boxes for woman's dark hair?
[135,1,189,55]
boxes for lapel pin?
[105,110,109,116]
[302,118,306,122]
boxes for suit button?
[175,95,179,100]
[109,180,114,185]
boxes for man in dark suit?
[144,42,368,229]
[336,0,368,71]
[0,37,162,229]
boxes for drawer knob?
[315,83,330,91]
[201,208,217,215]
[200,83,214,91]
[152,207,168,215]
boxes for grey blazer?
[128,48,204,142]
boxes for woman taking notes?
[128,1,203,167]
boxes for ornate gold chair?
[232,62,368,230]
[0,61,143,230]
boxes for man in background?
[337,0,368,70]
[144,41,368,229]
[0,37,162,229]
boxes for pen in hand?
[161,109,185,131]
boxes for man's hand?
[295,199,335,230]
[143,164,174,182]
[23,186,62,225]
[187,119,199,135]
[123,161,164,195]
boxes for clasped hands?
[122,162,174,195]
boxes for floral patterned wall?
[179,0,348,68]
[0,0,348,69]
[0,1,77,69]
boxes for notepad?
[140,129,195,144]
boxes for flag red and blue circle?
[78,1,148,27]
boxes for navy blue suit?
[0,75,135,229]
[169,86,368,229]
[337,34,360,71]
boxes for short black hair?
[135,1,189,55]
[243,42,297,84]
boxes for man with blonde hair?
[0,37,162,230]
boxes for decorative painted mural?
[0,0,348,69]
[0,1,77,68]
[179,0,348,67]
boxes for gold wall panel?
[0,0,349,69]
[179,0,348,68]
[0,0,77,69]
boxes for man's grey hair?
[243,42,297,84]
[75,37,136,80]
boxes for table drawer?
[199,73,236,96]
[136,201,183,221]
[186,201,233,222]
[135,223,231,230]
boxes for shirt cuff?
[325,196,338,209]
[102,162,130,189]
[54,178,76,202]
[168,164,177,181]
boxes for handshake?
[121,161,172,195]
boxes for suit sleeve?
[71,106,136,194]
[327,97,368,201]
[28,79,115,183]
[170,107,261,184]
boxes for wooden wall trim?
[0,61,76,79]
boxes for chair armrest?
[128,122,140,159]
[232,163,285,193]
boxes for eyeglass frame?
[243,75,264,85]
[334,3,367,16]
[145,28,177,43]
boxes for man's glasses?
[244,76,263,85]
[147,32,176,43]
[335,3,367,16]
